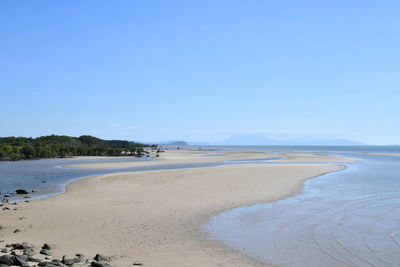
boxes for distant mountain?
[216,134,282,146]
[167,141,189,146]
[215,134,364,146]
[153,140,189,146]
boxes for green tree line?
[0,135,155,161]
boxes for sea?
[1,145,400,266]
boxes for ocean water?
[205,151,400,266]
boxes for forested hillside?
[0,135,154,160]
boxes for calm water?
[205,152,400,266]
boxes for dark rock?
[28,256,43,262]
[10,251,16,256]
[91,261,110,267]
[12,255,29,267]
[42,180,47,183]
[15,190,29,195]
[2,207,9,211]
[4,244,12,248]
[18,217,26,220]
[32,190,36,193]
[42,244,55,250]
[93,254,111,262]
[40,249,52,256]
[51,259,64,266]
[74,254,86,263]
[38,262,58,267]
[23,196,30,199]
[4,194,11,198]
[133,264,143,266]
[14,242,32,250]
[0,249,6,253]
[61,256,75,266]
[23,248,35,256]
[27,256,42,262]
[0,255,13,265]
[13,229,21,233]
[0,226,3,230]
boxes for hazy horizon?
[2,1,400,145]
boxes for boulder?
[0,255,13,265]
[91,261,110,267]
[93,254,111,262]
[40,249,52,256]
[12,255,29,267]
[27,256,42,263]
[15,190,29,195]
[42,244,55,250]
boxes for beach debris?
[15,189,29,195]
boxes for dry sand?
[0,151,350,266]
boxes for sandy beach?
[0,150,350,266]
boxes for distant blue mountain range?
[147,135,365,146]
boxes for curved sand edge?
[0,157,347,266]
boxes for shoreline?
[0,151,351,266]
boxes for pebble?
[13,229,21,233]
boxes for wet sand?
[0,151,349,266]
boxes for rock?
[10,251,16,256]
[132,264,143,266]
[23,248,35,256]
[91,261,110,267]
[27,256,42,263]
[74,254,85,263]
[93,254,111,262]
[0,255,13,265]
[12,255,29,267]
[18,217,26,220]
[42,244,55,250]
[0,226,4,230]
[4,194,11,198]
[61,257,76,266]
[40,249,52,256]
[13,229,21,233]
[31,190,36,193]
[23,196,30,199]
[42,180,47,183]
[2,207,9,211]
[38,262,58,267]
[15,190,29,195]
[0,249,7,253]
[51,259,64,266]
[44,256,52,260]
[5,244,12,248]
[12,203,17,205]
[1,199,8,203]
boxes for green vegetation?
[0,135,156,161]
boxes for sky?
[1,1,399,145]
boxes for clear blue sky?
[1,1,399,145]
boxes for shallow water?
[0,155,281,202]
[205,153,400,266]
